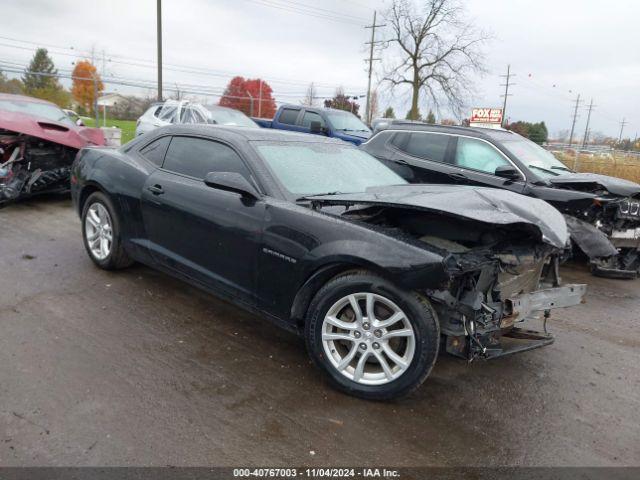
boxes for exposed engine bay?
[0,131,78,204]
[335,204,586,360]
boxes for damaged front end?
[429,244,585,360]
[368,209,585,361]
[0,132,78,204]
[559,192,640,279]
[0,93,105,205]
[310,185,587,361]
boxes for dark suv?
[361,122,640,278]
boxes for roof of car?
[278,104,358,115]
[155,124,348,144]
[376,121,516,140]
[0,92,56,105]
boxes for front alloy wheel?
[322,293,416,385]
[305,271,439,400]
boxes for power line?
[499,64,515,127]
[0,61,365,100]
[364,10,385,124]
[568,93,581,146]
[235,0,367,25]
[0,38,366,90]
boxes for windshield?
[205,107,258,127]
[499,136,571,178]
[0,99,75,126]
[325,111,371,133]
[254,141,405,196]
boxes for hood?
[548,172,640,198]
[307,184,568,249]
[0,110,105,149]
[334,130,371,145]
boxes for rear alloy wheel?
[81,191,133,270]
[85,202,113,261]
[305,271,439,400]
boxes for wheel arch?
[77,181,108,216]
[290,260,398,331]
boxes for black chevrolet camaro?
[71,125,585,400]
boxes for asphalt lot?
[1,195,639,467]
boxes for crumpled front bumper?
[457,284,587,360]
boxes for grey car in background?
[134,100,257,136]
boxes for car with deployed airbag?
[361,122,640,278]
[71,125,586,400]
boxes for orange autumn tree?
[71,60,104,114]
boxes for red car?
[0,93,105,204]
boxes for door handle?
[147,184,164,195]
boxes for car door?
[388,131,459,184]
[140,135,265,304]
[451,136,527,193]
[298,110,327,136]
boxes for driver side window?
[162,136,252,181]
[455,137,510,175]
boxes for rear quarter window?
[393,132,451,163]
[139,136,171,166]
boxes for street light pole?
[156,0,163,102]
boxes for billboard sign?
[470,108,503,127]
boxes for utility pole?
[581,98,595,147]
[93,74,99,127]
[156,0,163,102]
[499,65,515,128]
[364,11,385,124]
[618,117,627,143]
[568,93,581,146]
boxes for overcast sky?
[1,0,638,139]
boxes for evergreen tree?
[22,48,60,93]
[426,109,436,124]
[405,108,421,121]
[383,107,395,119]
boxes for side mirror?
[494,165,521,180]
[203,172,260,199]
[309,121,326,134]
[76,118,85,127]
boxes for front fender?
[303,239,449,290]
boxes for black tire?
[81,191,133,270]
[305,270,439,401]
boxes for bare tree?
[302,82,317,106]
[170,82,185,101]
[383,0,488,120]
